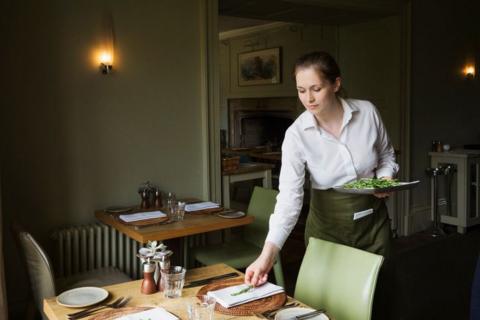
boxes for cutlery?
[294,309,326,320]
[184,272,239,288]
[68,296,130,320]
[66,297,124,318]
[257,302,300,319]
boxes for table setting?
[45,263,330,320]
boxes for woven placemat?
[197,278,287,316]
[89,307,152,320]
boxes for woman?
[245,51,399,287]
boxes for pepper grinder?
[141,262,158,294]
[139,189,150,209]
[153,188,163,208]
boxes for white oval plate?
[275,307,329,320]
[218,211,246,219]
[56,287,109,308]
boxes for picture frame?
[238,47,281,86]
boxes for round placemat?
[197,278,286,316]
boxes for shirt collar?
[341,98,358,127]
[299,98,359,131]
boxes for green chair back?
[243,186,279,248]
[294,237,384,320]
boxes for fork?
[68,296,129,320]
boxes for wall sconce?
[99,51,113,74]
[463,64,475,79]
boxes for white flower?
[138,240,167,264]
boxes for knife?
[294,309,327,320]
[184,272,239,288]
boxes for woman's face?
[295,67,341,116]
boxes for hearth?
[228,97,300,148]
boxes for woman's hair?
[293,51,341,84]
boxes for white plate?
[218,211,246,219]
[275,307,329,320]
[56,287,109,308]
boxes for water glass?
[167,192,177,219]
[175,201,186,221]
[160,266,186,298]
[187,295,216,320]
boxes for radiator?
[52,223,142,279]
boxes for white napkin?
[185,202,220,212]
[116,307,178,320]
[119,210,167,222]
[207,282,284,308]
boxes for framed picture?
[238,47,281,86]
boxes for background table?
[222,162,274,209]
[95,211,254,243]
[96,210,254,266]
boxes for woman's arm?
[245,128,306,286]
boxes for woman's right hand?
[245,242,279,287]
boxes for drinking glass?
[175,201,186,221]
[167,192,177,219]
[187,295,216,320]
[160,266,186,298]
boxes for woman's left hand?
[373,176,393,198]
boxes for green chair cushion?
[192,241,261,269]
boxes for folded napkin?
[119,210,167,223]
[185,202,220,212]
[207,282,284,308]
[116,307,178,320]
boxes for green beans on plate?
[343,178,400,189]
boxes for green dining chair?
[294,237,384,320]
[192,186,285,287]
[12,223,131,320]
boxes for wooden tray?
[118,216,169,227]
[188,206,224,215]
[114,209,169,227]
[197,278,287,316]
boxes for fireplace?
[228,97,300,148]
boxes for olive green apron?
[305,189,391,257]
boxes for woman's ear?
[333,77,342,93]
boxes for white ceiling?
[219,0,402,32]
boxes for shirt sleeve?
[372,106,399,178]
[265,128,306,249]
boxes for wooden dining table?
[95,208,255,265]
[43,263,303,320]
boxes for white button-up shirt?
[265,98,399,249]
